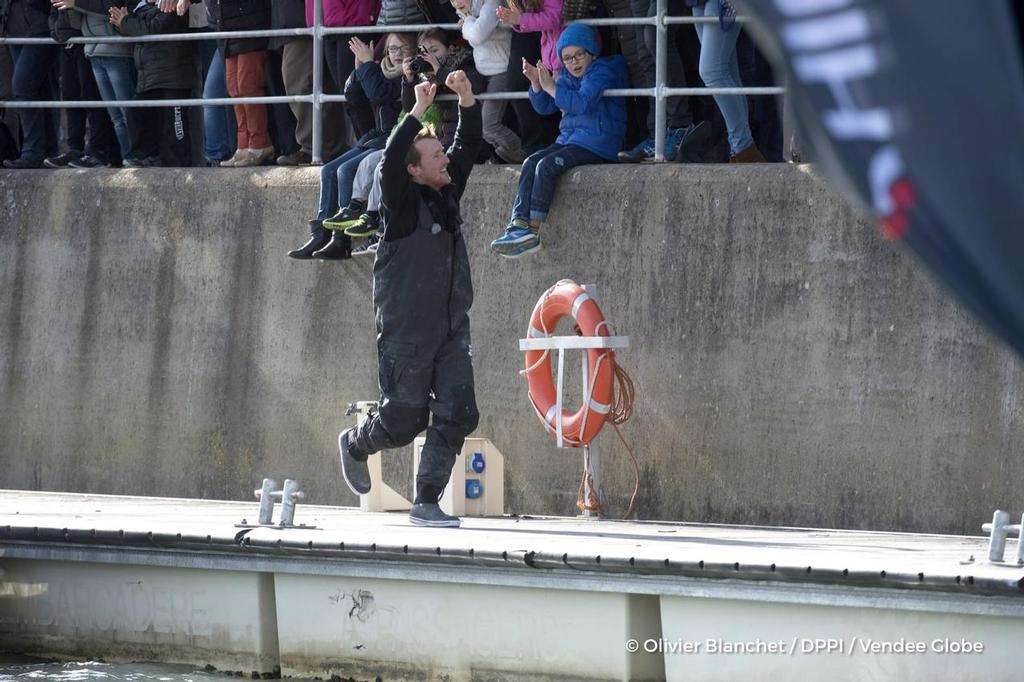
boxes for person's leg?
[417,321,479,505]
[335,148,375,209]
[736,28,782,162]
[159,88,191,166]
[10,45,60,162]
[60,47,86,155]
[528,144,606,223]
[511,145,561,221]
[235,50,272,154]
[77,47,117,163]
[224,54,250,151]
[693,1,751,156]
[103,56,138,159]
[352,149,383,202]
[482,72,524,163]
[281,38,313,158]
[263,47,296,158]
[316,146,365,220]
[127,92,160,161]
[507,32,556,154]
[203,47,235,161]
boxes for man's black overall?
[347,103,483,505]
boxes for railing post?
[311,0,324,164]
[653,0,667,161]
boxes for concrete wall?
[1,165,1021,535]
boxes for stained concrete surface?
[0,164,1021,534]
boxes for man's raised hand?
[410,81,438,119]
[445,69,476,106]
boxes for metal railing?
[0,0,783,163]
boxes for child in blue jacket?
[490,23,628,258]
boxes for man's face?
[409,138,451,190]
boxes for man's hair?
[406,124,439,167]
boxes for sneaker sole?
[409,515,462,528]
[323,217,360,230]
[490,236,536,254]
[351,248,377,257]
[338,430,371,496]
[343,226,378,238]
[501,241,542,259]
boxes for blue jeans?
[317,146,376,220]
[202,46,236,161]
[511,143,606,223]
[90,55,137,159]
[693,0,752,155]
[9,44,60,161]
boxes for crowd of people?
[1,0,784,257]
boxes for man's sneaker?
[352,233,380,257]
[501,230,542,258]
[323,199,367,230]
[70,154,111,168]
[617,135,656,163]
[343,210,379,238]
[665,124,695,162]
[3,157,44,169]
[409,503,462,528]
[338,428,371,495]
[44,150,83,168]
[277,149,311,166]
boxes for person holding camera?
[400,29,483,152]
[338,72,482,529]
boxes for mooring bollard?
[982,509,1024,564]
[249,478,308,528]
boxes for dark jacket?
[417,0,458,24]
[203,0,271,57]
[270,0,304,50]
[1,0,52,37]
[118,3,196,93]
[345,61,403,149]
[401,47,484,148]
[375,103,483,343]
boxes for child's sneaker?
[324,199,367,230]
[490,219,534,254]
[501,230,541,258]
[343,210,380,238]
[352,233,380,257]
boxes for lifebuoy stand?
[518,285,630,517]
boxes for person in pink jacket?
[496,0,563,72]
[307,0,381,155]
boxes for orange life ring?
[524,280,615,447]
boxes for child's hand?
[402,57,416,81]
[522,58,540,89]
[348,37,375,66]
[537,62,555,94]
[51,0,75,10]
[108,6,128,28]
[496,2,522,26]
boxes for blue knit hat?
[556,23,599,59]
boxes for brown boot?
[729,142,767,163]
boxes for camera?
[409,54,432,74]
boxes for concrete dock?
[2,490,1023,681]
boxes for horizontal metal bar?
[519,336,631,351]
[4,541,1024,619]
[0,96,309,108]
[0,27,312,45]
[0,14,756,46]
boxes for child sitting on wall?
[490,23,628,258]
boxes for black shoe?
[343,211,380,238]
[288,220,330,259]
[69,154,111,168]
[277,149,311,166]
[3,157,44,169]
[312,230,352,260]
[675,121,729,164]
[323,198,367,230]
[338,428,371,495]
[44,150,84,168]
[409,503,461,528]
